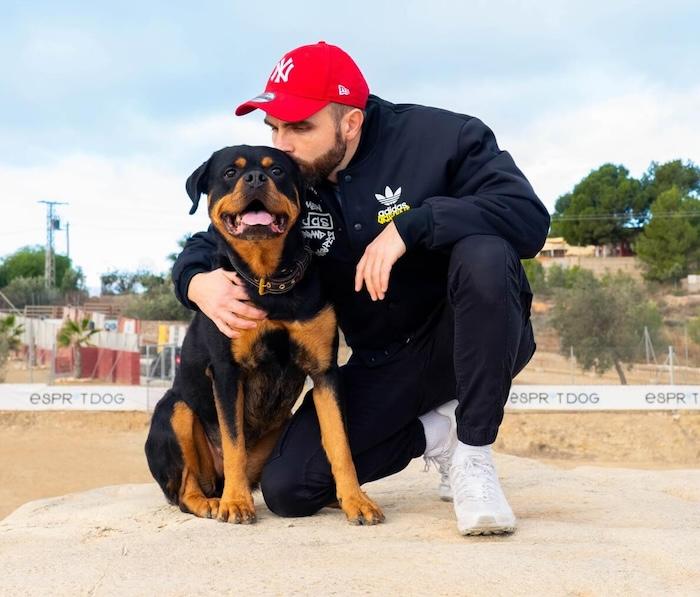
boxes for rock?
[1,455,699,595]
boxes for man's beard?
[296,128,347,187]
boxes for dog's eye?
[224,168,237,179]
[270,167,283,176]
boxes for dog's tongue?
[241,211,274,226]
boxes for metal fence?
[140,343,181,384]
[519,315,700,385]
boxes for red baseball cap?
[235,41,369,122]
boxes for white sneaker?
[422,400,458,502]
[450,450,516,535]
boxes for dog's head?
[186,145,303,242]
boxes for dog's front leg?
[211,366,255,523]
[312,368,385,525]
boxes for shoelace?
[451,454,499,502]
[423,450,452,494]
[422,455,450,478]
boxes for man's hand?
[187,268,266,338]
[354,222,406,301]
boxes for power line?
[551,210,700,222]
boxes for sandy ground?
[2,409,699,521]
[1,410,699,594]
[1,455,699,596]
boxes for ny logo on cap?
[270,57,295,83]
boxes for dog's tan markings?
[231,320,281,365]
[229,185,301,278]
[288,306,337,374]
[230,235,287,279]
[210,179,301,279]
[261,156,273,168]
[192,414,218,495]
[170,401,220,518]
[210,178,247,239]
[246,425,286,485]
[213,380,256,523]
[312,383,385,525]
[234,157,247,168]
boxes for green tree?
[689,315,700,346]
[122,283,192,321]
[546,264,596,290]
[0,246,81,290]
[0,276,61,308]
[100,270,142,295]
[100,238,194,319]
[634,187,700,283]
[551,164,644,246]
[551,272,663,384]
[57,317,100,379]
[99,268,190,320]
[641,159,700,203]
[0,314,24,351]
[521,259,547,295]
[167,234,193,264]
[0,314,25,382]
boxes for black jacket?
[173,95,550,364]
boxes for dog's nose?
[243,170,267,189]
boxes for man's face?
[264,105,346,186]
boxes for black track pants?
[260,234,536,517]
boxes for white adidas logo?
[375,185,409,224]
[338,84,350,96]
[375,186,402,206]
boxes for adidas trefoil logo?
[375,186,410,224]
[338,84,350,96]
[375,186,402,206]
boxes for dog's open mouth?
[222,200,287,238]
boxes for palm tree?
[57,317,100,379]
[0,314,25,382]
[0,314,24,352]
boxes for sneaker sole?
[458,515,516,536]
[460,526,516,536]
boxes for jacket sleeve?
[171,225,218,310]
[393,117,551,259]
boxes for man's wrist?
[393,204,433,249]
[181,268,209,311]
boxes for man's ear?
[185,159,211,215]
[343,108,364,142]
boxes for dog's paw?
[339,491,385,525]
[182,496,220,519]
[216,495,257,524]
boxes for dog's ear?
[185,159,210,215]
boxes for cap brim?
[235,91,329,122]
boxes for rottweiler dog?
[145,145,384,525]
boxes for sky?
[1,0,699,293]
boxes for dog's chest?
[231,306,336,376]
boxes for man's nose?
[272,130,294,154]
[243,170,267,189]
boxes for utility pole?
[38,201,67,289]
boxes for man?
[173,41,550,535]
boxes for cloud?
[504,81,700,209]
[3,79,699,295]
[0,112,270,292]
